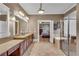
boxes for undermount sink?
[14,33,33,39]
[14,35,27,39]
[20,32,29,35]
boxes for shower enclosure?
[60,11,76,56]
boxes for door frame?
[37,20,54,43]
[15,20,20,35]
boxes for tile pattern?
[40,37,49,42]
[61,40,76,56]
[23,42,65,56]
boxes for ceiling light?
[25,19,28,22]
[25,16,29,20]
[19,11,24,16]
[38,9,44,14]
[11,17,16,21]
[38,3,44,14]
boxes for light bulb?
[19,11,24,16]
[25,16,29,20]
[38,10,44,14]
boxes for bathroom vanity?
[0,33,33,56]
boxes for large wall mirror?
[9,9,29,36]
[0,3,10,38]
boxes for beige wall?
[28,15,64,39]
[19,19,28,34]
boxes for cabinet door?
[26,39,29,48]
[8,44,20,55]
[24,40,27,51]
[20,41,25,55]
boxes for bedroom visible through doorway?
[39,22,50,42]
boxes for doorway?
[37,20,54,43]
[15,20,20,35]
[39,22,50,42]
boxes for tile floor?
[61,40,76,56]
[23,42,65,56]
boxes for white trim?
[0,3,9,10]
[0,4,10,38]
[14,11,28,23]
[5,4,10,37]
[37,20,54,43]
[64,4,76,14]
[50,20,54,43]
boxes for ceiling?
[20,3,76,15]
[0,4,9,14]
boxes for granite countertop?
[0,33,33,55]
[0,37,13,44]
[0,33,33,44]
[0,40,24,55]
[14,33,33,39]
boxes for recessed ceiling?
[20,3,76,15]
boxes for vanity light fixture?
[19,11,24,16]
[38,3,44,14]
[25,19,28,22]
[11,17,16,21]
[25,16,29,20]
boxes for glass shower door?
[60,19,69,56]
[60,11,76,56]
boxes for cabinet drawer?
[23,41,26,51]
[20,41,26,55]
[8,44,20,55]
[26,40,29,47]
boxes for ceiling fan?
[38,3,45,14]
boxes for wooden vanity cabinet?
[24,40,27,51]
[28,35,33,46]
[30,34,33,44]
[25,34,33,50]
[8,44,20,56]
[26,39,29,49]
[0,33,34,56]
[20,40,26,55]
[0,52,7,56]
